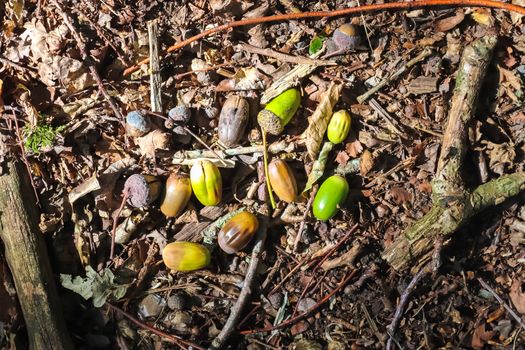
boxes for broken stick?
[382,35,525,271]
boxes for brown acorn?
[218,211,259,254]
[268,159,298,203]
[160,172,192,218]
[218,95,249,147]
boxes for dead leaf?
[335,151,349,166]
[389,187,412,205]
[471,322,495,349]
[136,129,170,157]
[303,141,333,193]
[509,279,525,315]
[216,67,269,91]
[303,81,342,160]
[435,11,465,32]
[360,150,374,176]
[345,137,363,158]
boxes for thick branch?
[0,161,74,350]
[433,36,497,198]
[382,36,505,271]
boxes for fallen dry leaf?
[435,10,465,32]
[509,279,525,315]
[471,8,494,26]
[360,150,374,176]
[471,322,495,349]
[216,67,269,91]
[136,129,170,157]
[345,137,363,158]
[389,187,412,205]
[303,81,343,160]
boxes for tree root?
[382,35,525,272]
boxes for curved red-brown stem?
[123,0,525,75]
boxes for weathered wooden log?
[0,160,73,350]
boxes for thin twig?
[239,269,358,335]
[106,303,204,350]
[209,217,268,349]
[238,42,336,66]
[385,263,431,350]
[182,127,228,167]
[52,0,125,125]
[148,20,162,113]
[110,191,129,261]
[293,188,316,252]
[12,110,41,207]
[357,47,433,103]
[477,278,525,332]
[123,0,525,75]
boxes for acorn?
[160,172,192,218]
[162,242,211,272]
[218,211,259,254]
[218,95,250,147]
[190,160,222,206]
[313,175,349,221]
[333,24,361,52]
[327,110,352,144]
[124,174,161,208]
[257,88,301,135]
[126,110,151,137]
[268,159,298,203]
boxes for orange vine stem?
[123,0,525,75]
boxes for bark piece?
[0,161,74,350]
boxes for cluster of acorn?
[124,23,359,271]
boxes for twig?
[262,131,277,209]
[385,263,431,350]
[106,303,204,350]
[148,20,162,113]
[0,57,37,73]
[12,110,41,207]
[123,0,525,75]
[238,42,336,66]
[110,190,129,261]
[357,48,432,103]
[239,269,358,335]
[52,0,125,125]
[209,217,268,349]
[293,187,316,252]
[182,127,228,167]
[477,278,525,332]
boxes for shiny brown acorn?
[268,159,297,203]
[160,172,192,218]
[218,95,249,147]
[218,211,259,254]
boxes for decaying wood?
[382,35,525,271]
[148,19,162,113]
[0,161,74,350]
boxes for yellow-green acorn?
[327,110,351,144]
[257,88,301,135]
[190,160,222,206]
[162,242,211,272]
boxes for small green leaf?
[309,35,326,56]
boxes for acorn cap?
[257,88,301,135]
[333,24,361,52]
[124,174,160,208]
[126,110,150,137]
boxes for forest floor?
[1,0,525,349]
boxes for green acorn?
[257,88,301,135]
[313,175,349,221]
